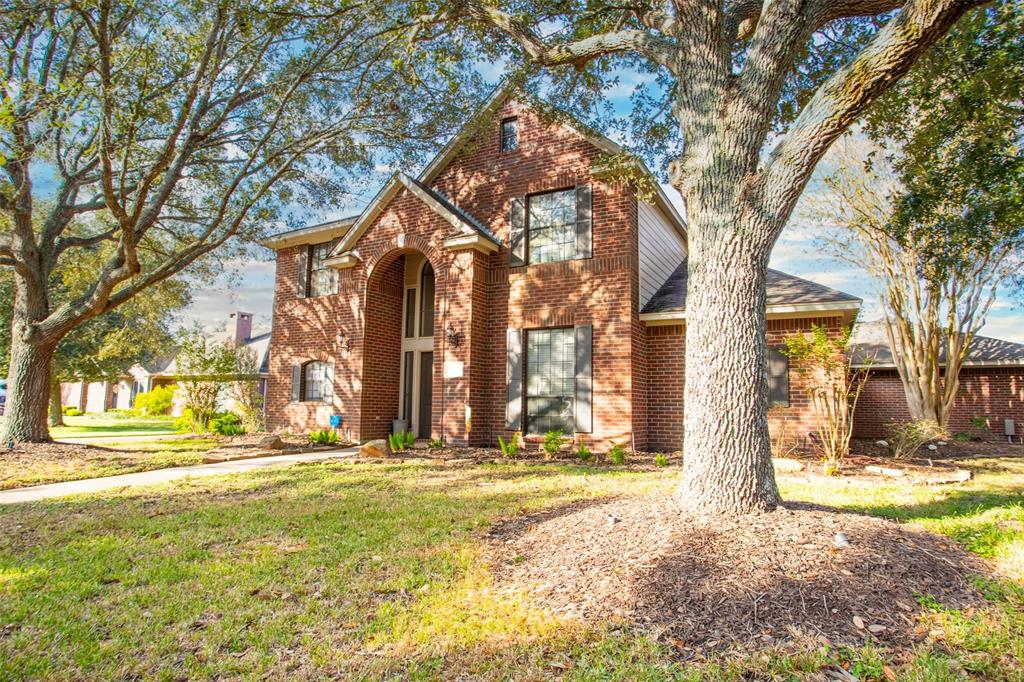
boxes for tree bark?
[1,335,58,443]
[49,377,65,428]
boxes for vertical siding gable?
[638,200,687,309]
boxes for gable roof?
[849,320,1024,368]
[324,81,687,262]
[641,260,862,319]
[260,216,357,250]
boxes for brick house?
[850,321,1024,441]
[263,85,861,450]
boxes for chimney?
[227,312,253,345]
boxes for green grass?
[0,459,1021,680]
[51,414,178,439]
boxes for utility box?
[1005,419,1016,442]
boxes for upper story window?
[528,189,576,264]
[500,117,518,152]
[307,242,335,297]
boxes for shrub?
[173,409,195,433]
[132,385,176,416]
[953,431,973,443]
[542,431,566,458]
[209,412,245,436]
[498,433,519,458]
[388,429,414,452]
[655,453,668,467]
[309,429,340,446]
[577,442,592,462]
[61,406,82,416]
[886,419,946,459]
[428,437,445,449]
[608,442,626,465]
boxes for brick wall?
[643,316,851,453]
[853,366,1024,439]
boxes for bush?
[498,433,520,458]
[209,412,244,436]
[953,431,974,443]
[388,429,414,452]
[887,419,946,459]
[61,406,82,416]
[173,409,195,433]
[132,385,176,416]
[428,437,445,450]
[577,442,592,462]
[608,442,626,465]
[655,453,668,467]
[542,431,566,458]
[309,429,340,446]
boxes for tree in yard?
[432,0,987,512]
[175,330,238,434]
[229,346,265,434]
[818,0,1023,430]
[0,0,479,442]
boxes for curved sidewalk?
[0,447,358,505]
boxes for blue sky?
[189,67,1024,344]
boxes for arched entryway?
[361,249,439,440]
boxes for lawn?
[50,414,179,440]
[0,458,1021,680]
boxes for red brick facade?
[854,367,1024,440]
[265,96,860,450]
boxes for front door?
[418,351,433,438]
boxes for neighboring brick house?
[262,84,862,451]
[850,322,1024,441]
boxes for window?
[768,347,790,407]
[307,241,335,297]
[404,289,416,338]
[500,117,518,152]
[525,328,575,434]
[419,262,435,337]
[527,189,576,264]
[303,361,328,402]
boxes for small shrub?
[309,429,340,446]
[542,431,566,458]
[209,412,244,436]
[173,409,195,433]
[654,453,668,467]
[886,419,946,459]
[132,385,176,416]
[404,429,415,448]
[61,406,82,417]
[428,437,445,450]
[953,431,973,443]
[608,442,626,465]
[498,433,519,458]
[388,429,414,452]
[577,442,592,462]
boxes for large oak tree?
[436,0,987,512]
[0,0,478,442]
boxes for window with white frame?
[525,328,575,434]
[527,189,576,264]
[307,242,335,297]
[303,361,328,402]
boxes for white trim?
[328,175,403,259]
[639,299,862,323]
[260,218,356,250]
[325,252,359,269]
[853,359,1024,370]
[444,232,500,253]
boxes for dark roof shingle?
[849,321,1024,367]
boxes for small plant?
[309,429,340,446]
[388,429,415,452]
[608,442,626,465]
[498,433,520,458]
[576,442,592,462]
[654,453,668,467]
[886,419,946,459]
[209,412,245,436]
[132,384,176,416]
[428,437,445,450]
[542,431,566,458]
[61,406,82,417]
[953,431,973,443]
[173,408,195,433]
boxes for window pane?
[308,242,335,297]
[420,263,435,337]
[767,347,790,407]
[528,190,576,264]
[500,118,518,152]
[405,288,416,338]
[304,362,325,402]
[525,328,575,434]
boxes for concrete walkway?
[0,447,359,505]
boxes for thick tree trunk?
[675,234,782,514]
[48,377,65,427]
[0,335,58,443]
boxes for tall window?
[307,241,335,297]
[527,189,576,264]
[525,328,575,434]
[500,117,518,152]
[303,361,328,402]
[419,262,435,337]
[768,347,790,407]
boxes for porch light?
[446,322,460,348]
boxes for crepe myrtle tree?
[431,0,986,513]
[0,0,480,442]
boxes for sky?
[186,67,1024,345]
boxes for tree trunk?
[0,335,58,443]
[48,377,65,427]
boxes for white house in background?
[60,312,271,415]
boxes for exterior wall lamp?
[446,322,461,348]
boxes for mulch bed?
[486,493,987,657]
[851,437,1024,461]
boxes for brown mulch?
[851,437,1024,461]
[487,493,987,655]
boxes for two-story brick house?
[263,85,861,451]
